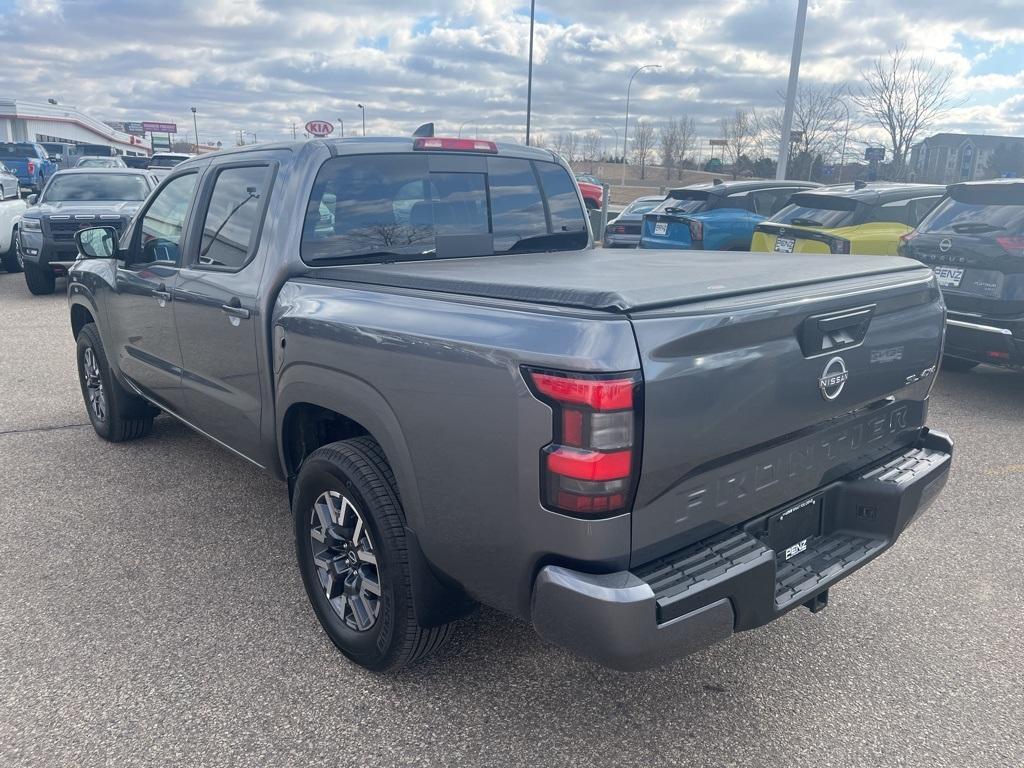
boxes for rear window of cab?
[301,153,588,264]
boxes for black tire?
[1,225,19,273]
[23,261,55,295]
[942,355,980,373]
[76,323,155,441]
[294,437,452,672]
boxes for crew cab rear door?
[172,152,279,465]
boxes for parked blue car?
[639,179,820,251]
[0,142,58,194]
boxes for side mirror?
[26,194,38,205]
[75,226,118,260]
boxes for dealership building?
[0,97,151,156]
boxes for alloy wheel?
[309,490,381,631]
[82,347,106,423]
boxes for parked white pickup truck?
[0,196,27,273]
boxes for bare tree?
[852,45,962,180]
[562,132,579,163]
[631,121,656,180]
[659,119,680,180]
[676,115,697,179]
[762,84,851,179]
[719,108,754,178]
[582,130,603,172]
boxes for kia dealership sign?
[305,120,334,137]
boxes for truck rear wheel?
[24,262,55,295]
[76,323,155,441]
[1,226,20,273]
[293,437,452,672]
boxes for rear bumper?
[531,429,952,671]
[603,234,641,248]
[944,311,1024,367]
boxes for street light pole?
[525,0,536,145]
[776,0,808,180]
[190,106,199,153]
[337,117,344,138]
[621,64,661,186]
[357,104,366,136]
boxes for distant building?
[910,132,1024,184]
[0,97,151,156]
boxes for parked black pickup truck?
[67,136,952,672]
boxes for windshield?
[623,199,662,216]
[772,194,859,228]
[0,144,37,159]
[42,173,150,202]
[918,196,1024,235]
[301,153,588,264]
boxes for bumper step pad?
[774,532,885,609]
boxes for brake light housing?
[27,160,35,175]
[413,137,498,154]
[525,367,642,517]
[688,219,703,242]
[829,236,852,254]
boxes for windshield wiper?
[789,217,825,227]
[951,222,1003,233]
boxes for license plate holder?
[933,266,964,288]
[767,496,821,555]
[774,236,796,253]
[653,221,668,236]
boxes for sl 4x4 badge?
[818,356,849,401]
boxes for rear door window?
[196,164,274,270]
[302,153,588,264]
[864,199,912,226]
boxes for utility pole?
[357,104,366,136]
[337,117,344,138]
[776,0,808,180]
[525,0,536,145]
[190,106,199,152]
[291,123,298,140]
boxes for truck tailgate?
[629,266,944,563]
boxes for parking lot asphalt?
[0,270,1021,768]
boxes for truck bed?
[315,249,929,313]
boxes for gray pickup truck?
[66,136,953,672]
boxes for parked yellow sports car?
[751,182,946,256]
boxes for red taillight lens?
[688,219,703,242]
[525,368,641,517]
[413,137,498,153]
[997,236,1024,257]
[27,160,35,174]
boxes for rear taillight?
[688,219,703,242]
[413,137,498,153]
[525,367,641,516]
[607,224,626,235]
[27,160,35,174]
[996,236,1024,257]
[830,237,851,254]
[897,231,917,256]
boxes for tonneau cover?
[312,249,928,313]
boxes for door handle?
[221,297,250,320]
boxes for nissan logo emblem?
[939,238,952,253]
[818,356,849,401]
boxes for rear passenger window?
[864,199,911,226]
[198,165,273,269]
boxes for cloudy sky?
[1,0,1021,152]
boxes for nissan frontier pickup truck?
[66,136,953,672]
